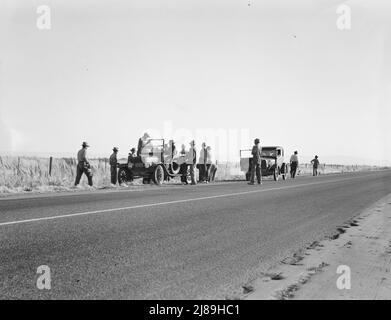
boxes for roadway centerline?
[0,174,373,228]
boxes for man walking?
[248,138,262,185]
[74,141,93,187]
[311,155,320,176]
[110,147,119,185]
[206,146,216,183]
[290,151,299,178]
[187,140,197,185]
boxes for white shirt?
[199,147,208,164]
[290,154,299,163]
[206,149,214,164]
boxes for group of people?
[74,136,321,187]
[177,140,217,185]
[74,133,218,187]
[289,151,320,178]
[246,138,321,186]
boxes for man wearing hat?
[290,151,299,178]
[248,138,262,185]
[128,148,136,163]
[311,155,320,176]
[186,140,197,185]
[110,147,119,185]
[75,141,93,187]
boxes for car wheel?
[273,167,279,181]
[170,162,180,175]
[118,168,129,184]
[153,165,165,185]
[184,166,193,184]
[282,164,287,180]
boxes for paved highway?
[1,171,390,299]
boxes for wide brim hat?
[82,142,89,148]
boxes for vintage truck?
[240,146,288,181]
[117,139,190,185]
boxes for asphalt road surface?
[1,170,391,299]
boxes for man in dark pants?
[248,138,262,185]
[187,140,197,185]
[178,144,188,184]
[74,141,93,186]
[290,151,299,178]
[198,142,208,182]
[311,155,320,176]
[110,147,119,185]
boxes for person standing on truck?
[169,140,177,157]
[290,151,299,178]
[137,132,150,157]
[110,147,119,185]
[74,141,93,187]
[128,148,136,163]
[311,155,320,176]
[165,140,177,159]
[248,138,262,185]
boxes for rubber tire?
[282,164,287,180]
[170,162,180,175]
[153,165,164,185]
[118,168,129,184]
[186,166,192,184]
[273,167,279,181]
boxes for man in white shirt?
[248,138,262,185]
[290,151,299,178]
[75,141,93,186]
[206,146,217,182]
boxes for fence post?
[17,157,20,175]
[49,156,53,176]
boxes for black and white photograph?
[0,0,391,309]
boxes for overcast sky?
[0,0,390,165]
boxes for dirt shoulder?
[245,194,391,300]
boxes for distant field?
[0,156,387,194]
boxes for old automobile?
[240,146,288,181]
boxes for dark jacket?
[109,153,117,167]
[252,145,262,164]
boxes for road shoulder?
[244,193,391,300]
